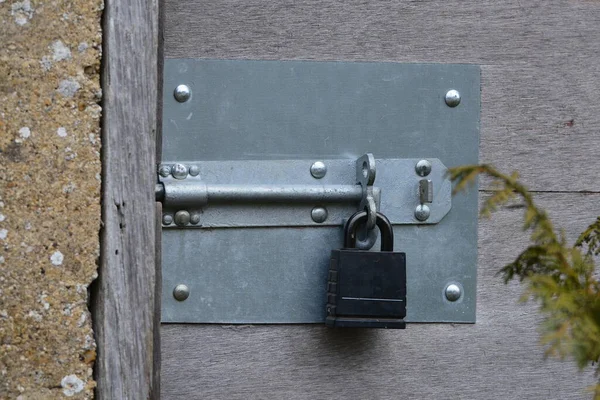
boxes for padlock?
[326,210,407,328]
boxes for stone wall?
[0,0,102,398]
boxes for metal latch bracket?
[156,155,451,228]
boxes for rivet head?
[172,163,188,180]
[311,207,328,223]
[415,159,432,177]
[445,283,462,302]
[310,161,327,179]
[159,165,172,177]
[190,213,201,225]
[173,284,190,301]
[188,165,200,177]
[174,210,191,226]
[174,84,191,102]
[162,214,173,225]
[415,204,430,221]
[445,89,461,107]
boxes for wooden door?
[159,1,600,398]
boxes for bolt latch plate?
[159,158,451,228]
[160,59,480,324]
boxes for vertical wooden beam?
[94,0,160,397]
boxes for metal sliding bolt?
[310,161,327,179]
[311,207,328,223]
[445,89,461,107]
[445,283,462,302]
[173,284,190,301]
[174,84,191,102]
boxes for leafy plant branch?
[449,164,600,399]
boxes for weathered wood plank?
[153,203,162,399]
[94,0,159,397]
[160,1,600,397]
[163,0,600,192]
[161,192,599,399]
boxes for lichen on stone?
[11,0,34,26]
[51,40,72,62]
[0,0,102,398]
[57,79,81,98]
[50,251,64,266]
[61,375,85,397]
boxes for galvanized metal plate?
[162,59,480,323]
[159,158,452,227]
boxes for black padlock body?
[327,249,406,328]
[331,249,406,317]
[326,211,407,329]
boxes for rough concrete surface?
[0,0,102,398]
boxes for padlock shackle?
[344,211,394,251]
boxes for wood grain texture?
[161,1,600,398]
[94,0,159,397]
[161,193,599,399]
[163,0,600,192]
[153,203,163,399]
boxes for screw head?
[415,159,432,177]
[310,161,327,179]
[162,214,173,225]
[172,163,188,180]
[311,207,328,223]
[173,284,190,301]
[445,283,462,302]
[174,210,191,226]
[159,165,172,177]
[188,165,200,177]
[445,89,461,107]
[190,213,201,225]
[415,204,431,221]
[174,84,191,102]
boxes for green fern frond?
[450,164,600,398]
[576,217,600,257]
